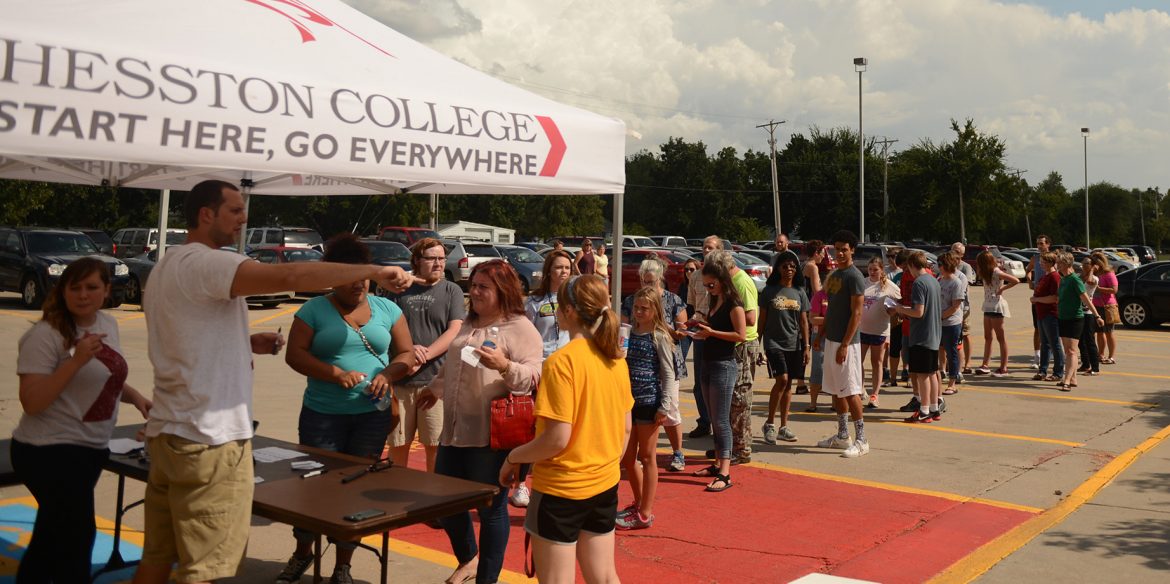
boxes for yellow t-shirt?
[531,338,633,500]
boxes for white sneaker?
[816,435,852,449]
[509,483,530,508]
[841,439,870,458]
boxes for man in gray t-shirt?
[891,251,943,423]
[384,238,465,473]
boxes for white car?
[999,252,1029,280]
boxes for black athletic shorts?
[765,348,805,380]
[631,404,658,425]
[1058,317,1084,340]
[908,346,939,374]
[525,483,619,544]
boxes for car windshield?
[149,231,187,245]
[369,242,411,261]
[283,230,323,246]
[502,247,542,263]
[465,245,500,257]
[284,249,323,262]
[629,237,655,247]
[26,232,99,254]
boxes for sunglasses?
[685,268,696,273]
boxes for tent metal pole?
[156,189,170,261]
[610,191,624,311]
[238,173,253,254]
[430,193,438,230]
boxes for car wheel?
[445,270,455,282]
[261,301,282,308]
[126,276,142,304]
[20,275,43,309]
[106,291,124,309]
[1120,299,1150,328]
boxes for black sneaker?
[795,385,810,395]
[705,449,716,459]
[276,553,314,583]
[899,397,921,412]
[930,410,942,421]
[689,425,711,438]
[329,563,353,584]
[939,397,947,413]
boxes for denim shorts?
[809,348,825,385]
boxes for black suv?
[0,227,129,308]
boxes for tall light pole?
[855,57,867,241]
[1008,168,1029,244]
[1082,127,1090,248]
[757,119,787,237]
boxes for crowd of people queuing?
[11,177,1127,584]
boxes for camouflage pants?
[732,339,761,459]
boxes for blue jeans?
[701,358,737,460]
[435,445,511,584]
[1079,313,1100,372]
[294,406,396,549]
[1038,315,1064,377]
[941,324,962,379]
[688,339,710,426]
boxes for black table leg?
[380,532,389,584]
[313,535,322,583]
[91,473,143,582]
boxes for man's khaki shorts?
[387,385,443,448]
[141,434,253,583]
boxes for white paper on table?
[109,438,144,454]
[252,446,309,463]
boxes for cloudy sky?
[347,0,1170,192]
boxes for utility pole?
[1140,188,1149,247]
[1008,168,1029,244]
[757,120,787,237]
[874,138,898,241]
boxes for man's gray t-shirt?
[761,285,809,352]
[823,265,865,344]
[910,273,942,349]
[388,280,466,385]
[939,274,967,327]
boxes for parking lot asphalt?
[0,283,1167,583]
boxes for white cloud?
[346,0,1170,188]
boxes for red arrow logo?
[536,116,565,177]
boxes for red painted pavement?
[394,453,1036,583]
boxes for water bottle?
[355,375,394,411]
[482,326,500,350]
[618,323,631,357]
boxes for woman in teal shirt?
[1055,252,1103,392]
[277,233,415,584]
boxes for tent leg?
[610,191,623,311]
[429,193,438,230]
[156,189,170,261]
[238,173,253,254]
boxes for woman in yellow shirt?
[499,274,632,583]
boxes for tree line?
[1,118,1166,250]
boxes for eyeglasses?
[421,256,446,263]
[684,268,696,273]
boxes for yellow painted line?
[0,310,36,320]
[249,307,297,327]
[1099,370,1170,380]
[885,422,1084,447]
[361,534,536,583]
[116,313,145,322]
[959,386,1158,408]
[931,421,1170,583]
[791,412,1083,447]
[722,455,1042,514]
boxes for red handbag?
[489,393,536,450]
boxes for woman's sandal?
[1057,383,1072,392]
[691,465,720,478]
[942,387,958,395]
[705,474,733,492]
[1102,358,1116,364]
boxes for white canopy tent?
[0,0,627,297]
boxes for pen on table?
[273,327,282,355]
[301,469,324,479]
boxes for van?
[246,227,324,251]
[378,227,441,247]
[111,228,188,258]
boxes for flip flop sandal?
[691,465,720,478]
[1057,383,1071,392]
[942,387,959,395]
[804,405,819,413]
[705,474,733,492]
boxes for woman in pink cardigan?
[419,259,543,584]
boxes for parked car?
[549,236,603,249]
[363,240,414,296]
[444,240,503,289]
[732,252,769,292]
[1072,251,1134,274]
[377,226,441,247]
[619,248,690,297]
[246,226,323,251]
[853,244,898,269]
[739,249,776,266]
[1117,244,1158,265]
[515,241,551,253]
[999,252,1030,280]
[0,227,129,308]
[71,227,115,256]
[616,235,656,249]
[742,240,775,250]
[649,235,688,248]
[111,227,187,259]
[1116,261,1170,328]
[248,246,329,296]
[121,246,175,304]
[1097,247,1137,263]
[685,238,705,247]
[497,244,544,293]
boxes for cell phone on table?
[343,508,386,522]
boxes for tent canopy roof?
[0,0,626,196]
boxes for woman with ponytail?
[499,275,632,583]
